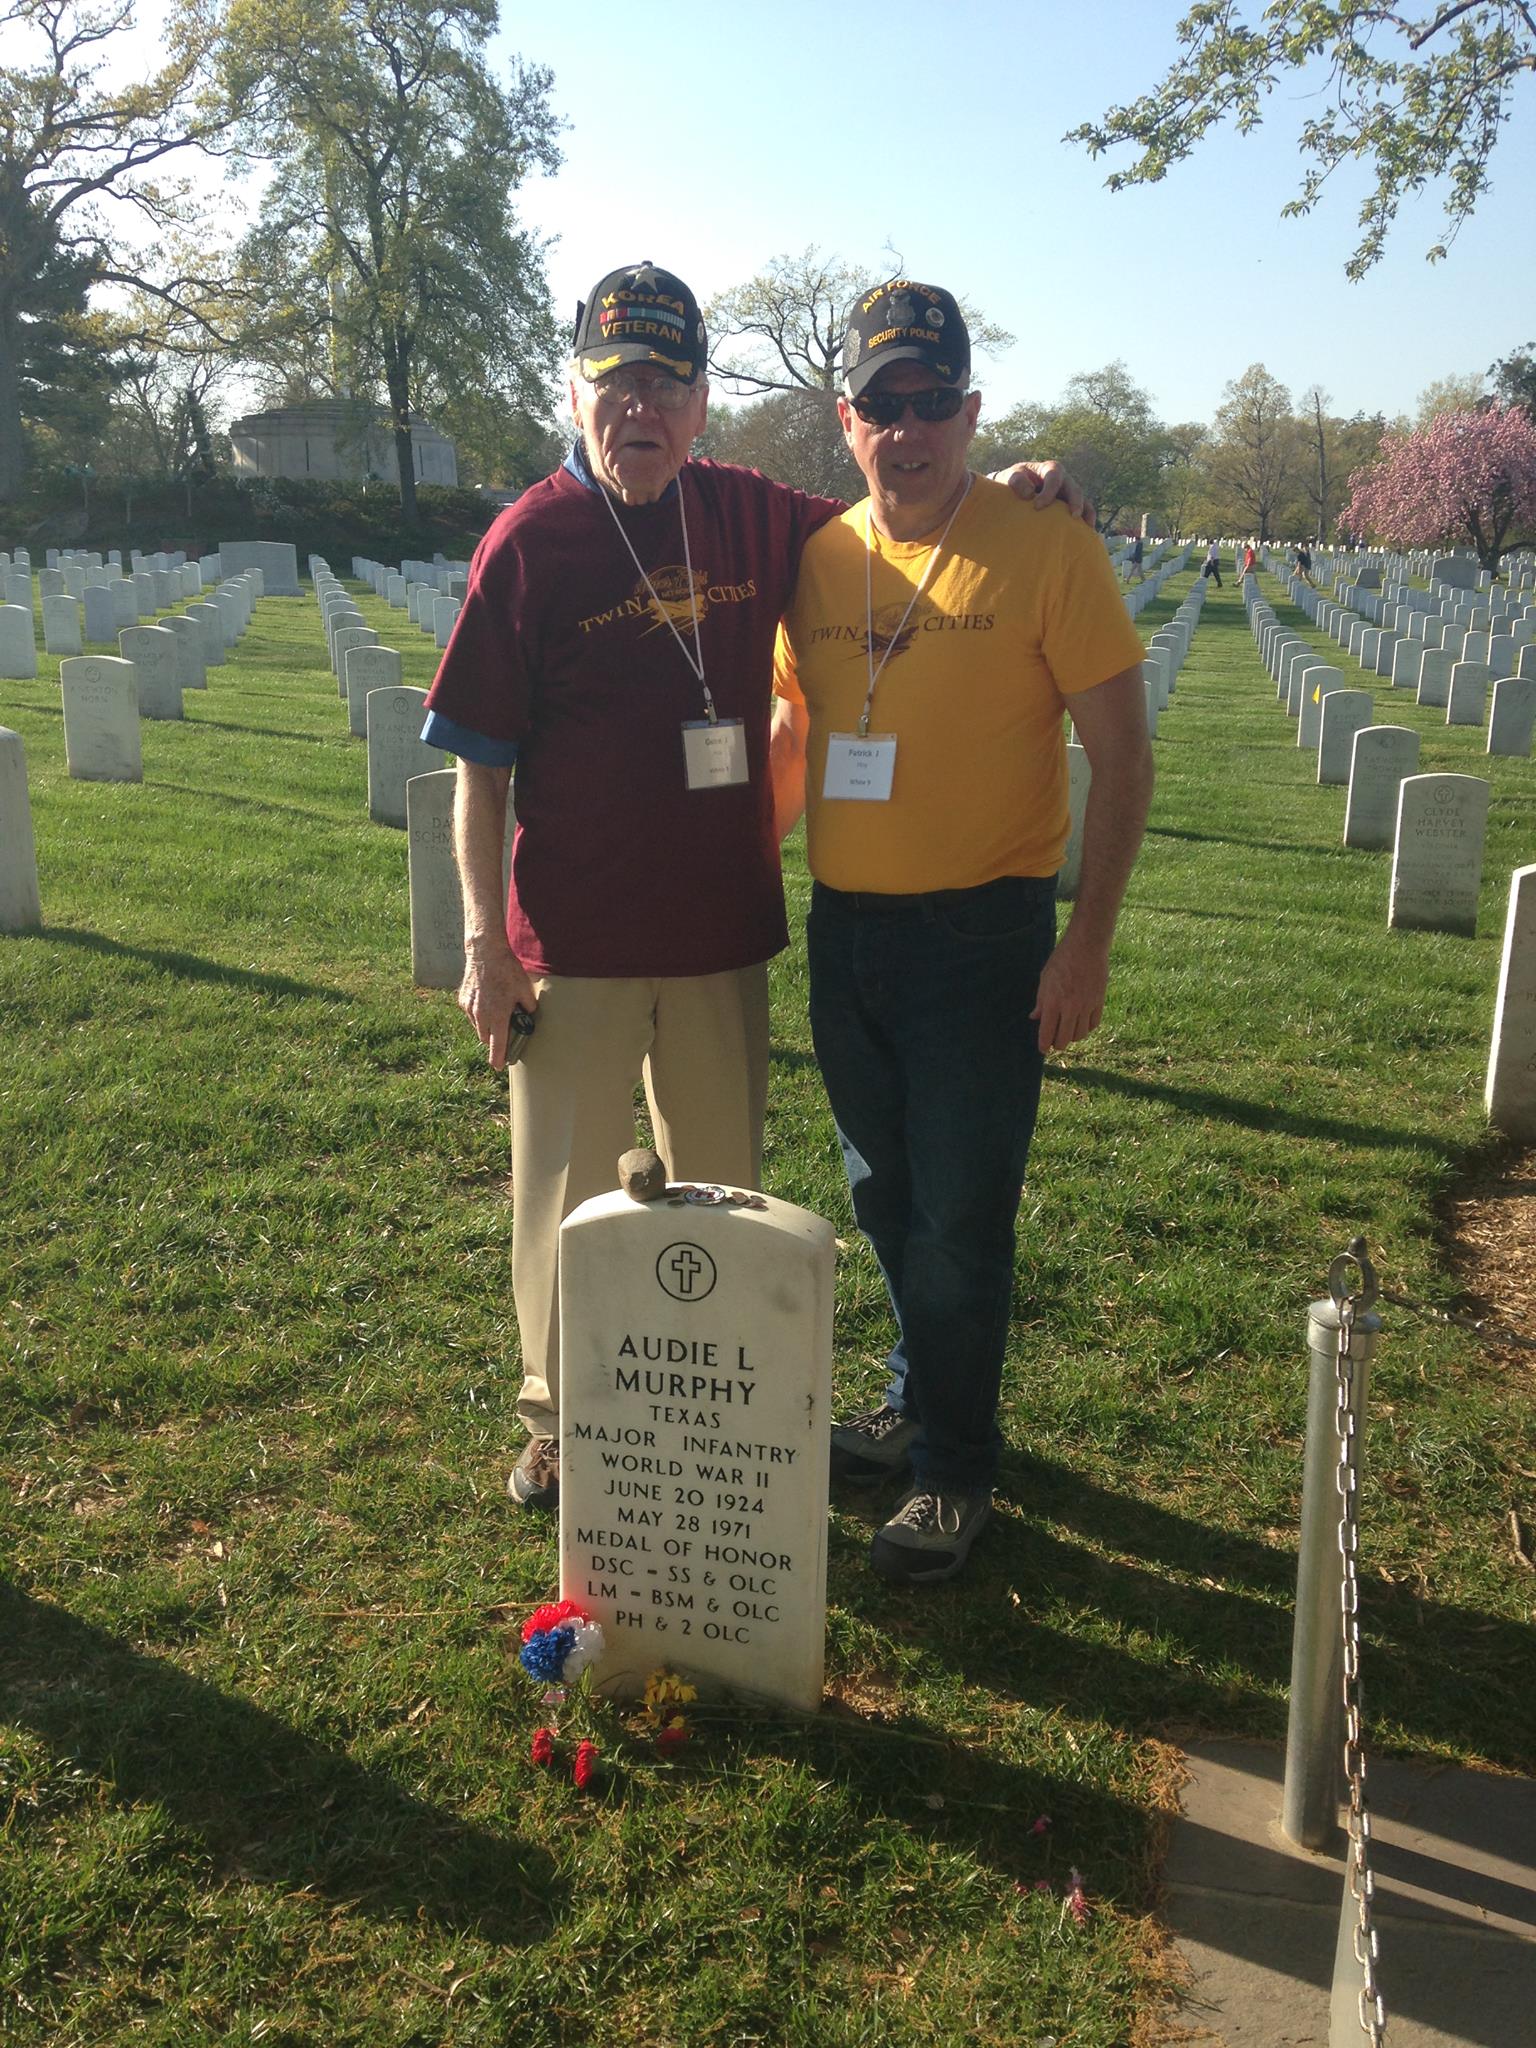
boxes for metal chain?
[1334,1279,1387,2044]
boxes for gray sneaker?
[829,1404,920,1485]
[508,1436,559,1510]
[870,1487,991,1583]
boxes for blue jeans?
[807,877,1057,1492]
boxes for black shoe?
[870,1487,991,1584]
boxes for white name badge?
[682,718,748,790]
[823,732,897,801]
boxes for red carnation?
[572,1738,600,1791]
[655,1722,690,1756]
[530,1726,557,1767]
[522,1598,587,1642]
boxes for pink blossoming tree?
[1342,406,1536,576]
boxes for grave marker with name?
[118,625,182,720]
[1389,774,1490,935]
[1344,726,1420,850]
[344,644,403,738]
[0,727,43,930]
[0,604,37,680]
[1318,689,1373,785]
[366,686,436,826]
[1488,675,1536,758]
[60,656,143,782]
[558,1177,835,1713]
[41,595,81,657]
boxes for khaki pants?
[509,963,769,1433]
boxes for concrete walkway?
[1159,1740,1536,2045]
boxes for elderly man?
[772,278,1154,1585]
[422,261,1083,1514]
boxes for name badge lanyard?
[602,479,747,789]
[855,472,973,736]
[823,474,972,805]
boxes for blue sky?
[96,0,1536,430]
[497,0,1536,428]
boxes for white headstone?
[344,644,403,738]
[217,539,300,596]
[1446,661,1490,725]
[558,1182,835,1713]
[332,624,378,690]
[186,602,226,665]
[1057,740,1090,901]
[1486,865,1536,1138]
[1416,649,1453,707]
[1297,666,1344,749]
[1390,775,1490,935]
[407,768,466,988]
[432,596,460,648]
[3,569,30,608]
[1318,689,1373,785]
[1488,675,1536,758]
[60,656,143,782]
[119,625,183,720]
[1344,726,1420,850]
[41,594,82,657]
[386,573,408,608]
[0,603,37,680]
[0,727,43,931]
[366,686,436,826]
[160,613,208,691]
[82,585,117,646]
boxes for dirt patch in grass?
[1445,1147,1536,1363]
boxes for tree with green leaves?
[0,0,230,504]
[1488,343,1536,418]
[1202,363,1299,539]
[707,247,1012,396]
[975,362,1169,534]
[1067,3,1536,278]
[698,389,861,502]
[1298,386,1383,542]
[222,0,561,522]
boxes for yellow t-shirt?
[775,480,1144,893]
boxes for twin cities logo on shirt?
[576,566,759,640]
[806,594,996,665]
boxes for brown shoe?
[508,1436,559,1510]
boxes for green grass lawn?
[2,565,1533,2047]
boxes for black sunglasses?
[848,385,966,428]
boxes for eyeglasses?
[589,369,698,412]
[848,385,966,428]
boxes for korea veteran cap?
[841,278,970,399]
[572,261,708,383]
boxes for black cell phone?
[505,1006,536,1065]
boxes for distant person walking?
[1239,543,1258,579]
[1202,541,1223,588]
[1294,543,1314,586]
[1128,533,1144,582]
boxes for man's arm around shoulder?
[1031,663,1153,1054]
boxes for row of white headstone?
[1244,578,1495,935]
[310,559,443,834]
[0,566,271,929]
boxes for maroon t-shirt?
[425,459,841,978]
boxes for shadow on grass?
[0,1578,557,1941]
[832,1463,1536,1772]
[40,926,355,1003]
[1050,1062,1439,1153]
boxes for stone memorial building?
[229,401,458,487]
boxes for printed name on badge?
[682,718,748,790]
[823,732,896,801]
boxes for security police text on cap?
[841,279,971,401]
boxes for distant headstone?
[407,769,467,988]
[1318,689,1373,785]
[1486,865,1536,1138]
[1344,726,1419,850]
[1431,556,1479,591]
[119,625,183,720]
[1488,675,1536,757]
[344,644,402,738]
[0,727,43,931]
[1416,648,1453,708]
[0,603,37,680]
[433,596,460,648]
[186,602,226,665]
[332,624,378,691]
[558,1181,835,1713]
[1057,741,1090,901]
[386,573,408,608]
[60,656,143,782]
[38,568,63,600]
[82,585,117,646]
[1297,666,1344,749]
[218,540,299,596]
[1390,775,1490,935]
[366,686,435,827]
[42,594,82,657]
[3,569,30,608]
[160,613,208,691]
[1446,661,1491,726]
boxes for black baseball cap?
[572,262,708,383]
[841,279,970,399]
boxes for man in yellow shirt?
[773,278,1154,1583]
